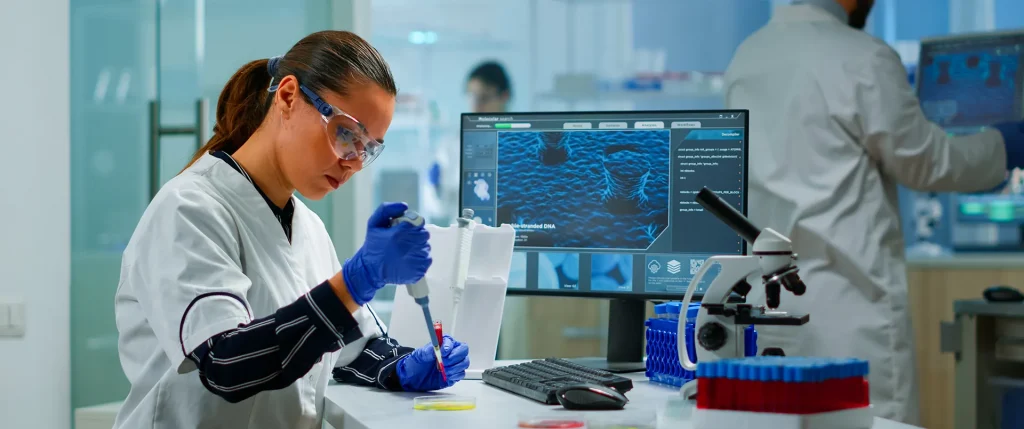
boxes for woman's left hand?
[396,335,470,391]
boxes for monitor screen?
[914,31,1024,246]
[918,31,1024,134]
[460,110,748,299]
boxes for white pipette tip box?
[692,406,874,429]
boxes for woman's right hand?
[340,202,432,306]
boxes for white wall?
[0,0,71,427]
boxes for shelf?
[390,116,430,129]
[389,124,451,133]
[534,88,722,103]
[388,117,458,134]
[389,112,440,129]
[372,34,518,51]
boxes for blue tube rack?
[645,303,757,387]
[696,356,869,381]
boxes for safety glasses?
[269,82,385,166]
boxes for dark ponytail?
[183,59,273,170]
[183,31,396,171]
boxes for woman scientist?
[113,31,469,429]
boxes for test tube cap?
[686,303,701,319]
[654,304,667,316]
[412,395,477,411]
[696,356,869,381]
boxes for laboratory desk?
[905,256,1024,429]
[323,361,920,429]
[946,299,1024,429]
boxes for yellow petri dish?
[412,395,477,411]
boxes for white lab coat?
[724,4,1007,425]
[113,153,381,429]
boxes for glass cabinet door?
[70,0,157,411]
[156,0,335,219]
[70,0,335,414]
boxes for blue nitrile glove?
[994,121,1024,170]
[396,335,470,392]
[342,202,432,305]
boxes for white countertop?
[323,361,921,429]
[907,253,1024,269]
[72,365,920,428]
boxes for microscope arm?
[677,255,760,371]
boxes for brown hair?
[183,30,397,170]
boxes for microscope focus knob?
[697,322,728,351]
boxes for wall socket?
[0,299,26,337]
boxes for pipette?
[450,208,476,329]
[391,210,447,381]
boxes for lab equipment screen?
[913,32,1024,250]
[460,110,748,299]
[918,32,1024,133]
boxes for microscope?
[678,188,810,399]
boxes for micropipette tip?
[434,346,448,382]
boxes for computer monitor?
[460,110,749,371]
[911,30,1024,251]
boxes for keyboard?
[482,358,634,405]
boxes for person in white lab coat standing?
[114,31,470,429]
[422,60,514,224]
[724,0,1024,424]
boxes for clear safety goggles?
[269,82,385,166]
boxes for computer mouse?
[555,383,628,410]
[984,285,1024,303]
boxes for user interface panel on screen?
[460,111,747,298]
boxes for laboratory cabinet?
[907,257,1024,429]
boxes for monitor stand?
[566,299,647,373]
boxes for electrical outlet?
[0,300,25,337]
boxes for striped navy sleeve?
[187,280,363,403]
[333,335,415,391]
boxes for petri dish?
[517,414,587,428]
[412,395,477,411]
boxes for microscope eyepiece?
[695,187,760,244]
